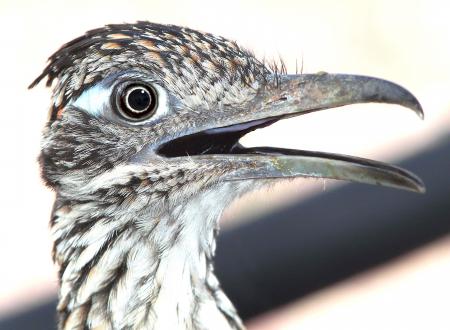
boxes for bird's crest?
[29,21,268,121]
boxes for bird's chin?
[155,73,425,193]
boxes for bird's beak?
[158,73,425,193]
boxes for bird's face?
[32,23,425,330]
[33,22,424,205]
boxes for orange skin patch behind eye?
[56,106,64,119]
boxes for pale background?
[1,0,449,329]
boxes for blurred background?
[0,0,449,329]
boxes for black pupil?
[127,88,151,112]
[119,84,157,120]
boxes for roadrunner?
[31,22,425,329]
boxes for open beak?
[158,73,425,193]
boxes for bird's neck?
[52,182,248,330]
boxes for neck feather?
[52,182,251,330]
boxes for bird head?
[30,22,424,329]
[32,22,424,199]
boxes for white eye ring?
[70,78,170,124]
[117,84,158,120]
[124,86,152,113]
[70,84,111,116]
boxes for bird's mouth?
[158,117,280,157]
[157,73,425,193]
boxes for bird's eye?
[116,84,158,120]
